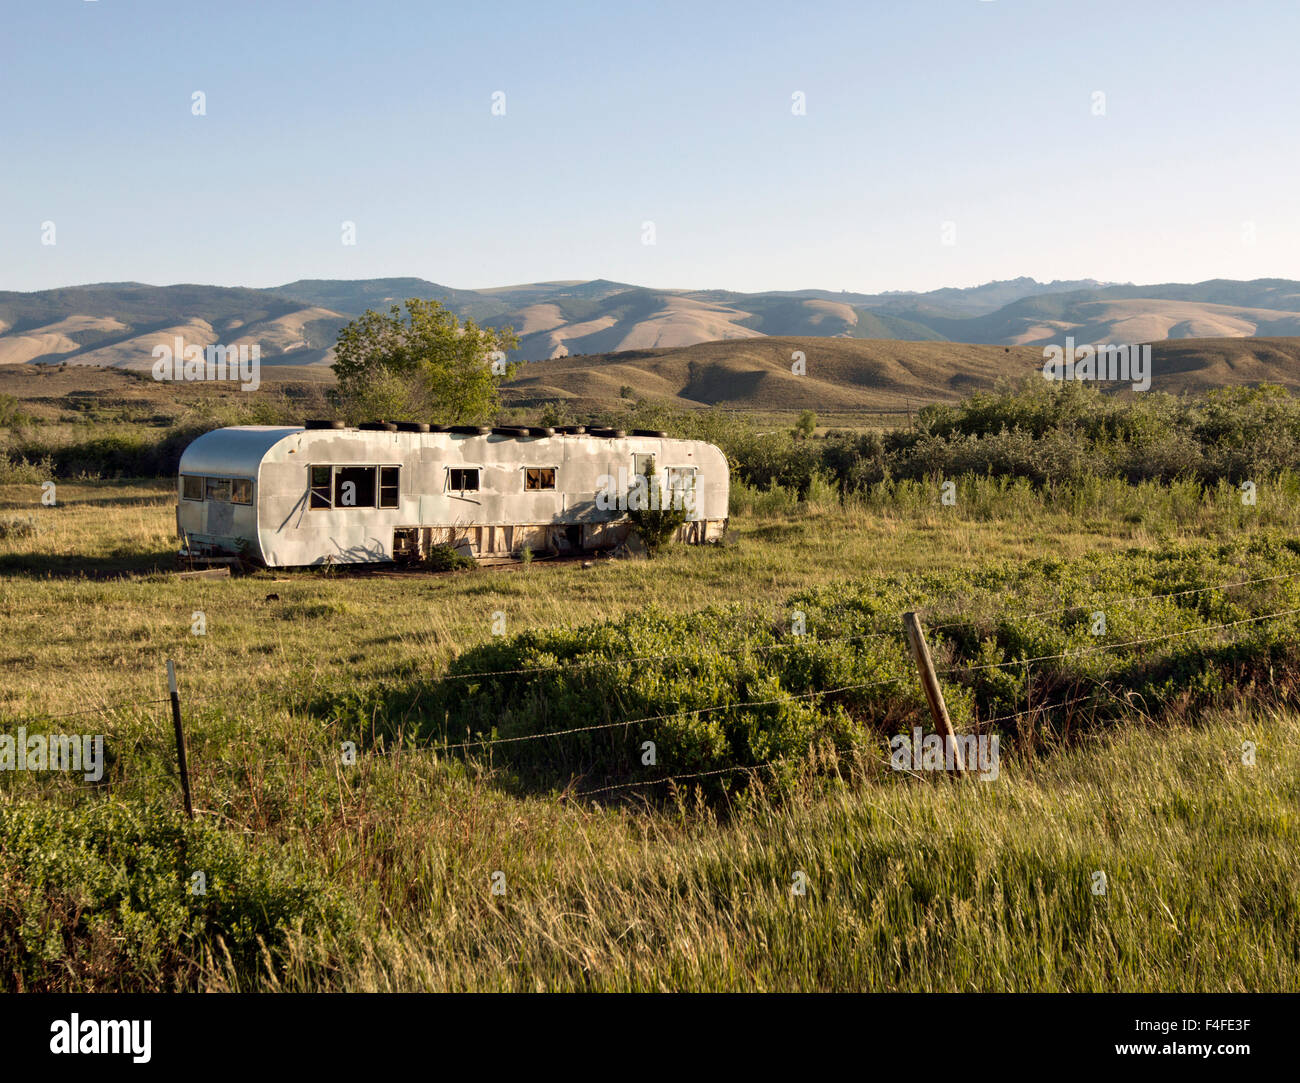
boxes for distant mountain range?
[4,276,1300,370]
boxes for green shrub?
[0,393,30,428]
[729,477,801,517]
[0,800,340,990]
[4,428,205,479]
[0,454,53,485]
[627,480,688,555]
[424,543,475,571]
[589,382,1300,499]
[403,533,1300,797]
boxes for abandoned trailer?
[176,421,729,567]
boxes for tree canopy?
[329,298,519,424]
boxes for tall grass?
[4,464,1300,990]
[196,704,1300,992]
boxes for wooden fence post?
[902,612,966,776]
[166,659,194,818]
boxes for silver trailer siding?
[176,425,729,567]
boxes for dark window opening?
[449,468,479,492]
[379,466,400,508]
[334,466,377,508]
[310,466,332,509]
[182,475,204,502]
[393,527,419,562]
[230,478,253,505]
[524,467,556,491]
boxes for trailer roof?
[177,424,722,479]
[178,426,302,477]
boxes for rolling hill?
[5,331,1300,421]
[501,336,1300,413]
[0,284,344,370]
[5,277,1300,372]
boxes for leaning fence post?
[166,659,195,818]
[902,612,966,776]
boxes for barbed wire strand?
[379,569,1300,685]
[568,691,1109,798]
[928,569,1300,632]
[939,606,1300,675]
[30,604,1296,777]
[6,600,1298,795]
[5,570,1295,725]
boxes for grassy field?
[1,472,1295,711]
[3,470,1300,991]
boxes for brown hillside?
[507,338,1048,411]
[503,336,1300,412]
[6,335,1299,423]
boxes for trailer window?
[666,467,696,491]
[310,466,332,508]
[230,478,253,505]
[379,466,400,508]
[182,475,204,502]
[334,466,377,508]
[205,477,232,503]
[524,467,555,491]
[449,468,479,492]
[633,453,655,476]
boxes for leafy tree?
[329,298,519,424]
[0,393,30,429]
[794,410,817,438]
[539,400,574,427]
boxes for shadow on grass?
[0,548,177,579]
[0,493,171,512]
[298,664,653,800]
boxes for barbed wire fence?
[3,569,1299,815]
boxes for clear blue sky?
[3,0,1297,294]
